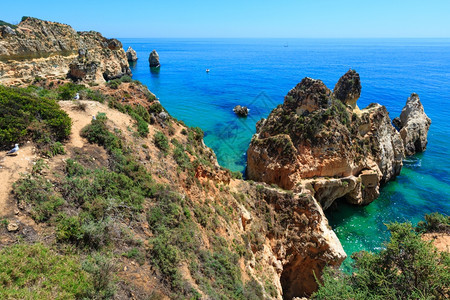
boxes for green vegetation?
[313,215,450,300]
[154,131,169,154]
[0,85,71,150]
[0,20,17,28]
[0,243,92,299]
[416,212,450,234]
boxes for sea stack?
[126,46,138,62]
[149,50,160,68]
[393,93,431,156]
[246,70,415,208]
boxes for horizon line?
[116,37,450,39]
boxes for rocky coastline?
[0,17,130,85]
[0,18,435,300]
[247,70,431,210]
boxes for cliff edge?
[0,17,130,85]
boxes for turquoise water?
[121,38,450,268]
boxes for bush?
[154,131,169,154]
[106,79,121,89]
[313,220,450,300]
[13,174,64,222]
[58,83,85,100]
[120,75,133,83]
[82,253,116,298]
[0,85,71,148]
[173,143,192,171]
[81,113,122,151]
[416,212,450,233]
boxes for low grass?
[0,243,92,299]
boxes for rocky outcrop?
[241,183,346,299]
[0,17,131,85]
[333,69,361,109]
[126,46,138,62]
[393,93,431,156]
[247,70,407,208]
[233,105,249,117]
[149,50,160,68]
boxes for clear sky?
[2,0,450,38]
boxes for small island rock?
[233,105,249,117]
[126,46,138,62]
[149,50,160,68]
[395,93,431,156]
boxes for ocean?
[121,38,450,269]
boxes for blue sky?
[2,0,450,38]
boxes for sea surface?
[121,38,450,270]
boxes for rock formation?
[247,70,428,209]
[0,17,131,85]
[149,50,160,68]
[126,46,138,62]
[233,105,249,117]
[333,69,361,109]
[393,93,431,156]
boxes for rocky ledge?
[0,17,131,85]
[247,70,431,209]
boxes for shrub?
[81,113,122,151]
[416,212,450,233]
[231,171,243,179]
[0,85,71,148]
[154,131,169,154]
[82,253,116,298]
[313,220,450,300]
[120,75,133,83]
[173,143,192,171]
[13,174,64,222]
[106,79,121,89]
[58,83,85,100]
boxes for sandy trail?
[0,145,36,217]
[0,101,133,219]
[58,100,133,148]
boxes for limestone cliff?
[0,17,130,85]
[247,70,427,209]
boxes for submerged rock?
[126,46,138,62]
[149,50,160,68]
[395,93,431,156]
[233,105,249,117]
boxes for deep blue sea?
[121,38,450,269]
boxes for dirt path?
[0,145,36,217]
[58,100,134,148]
[0,101,133,219]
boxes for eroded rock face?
[247,71,406,208]
[394,93,431,156]
[333,69,361,109]
[0,17,131,85]
[249,184,346,299]
[126,46,138,62]
[149,50,160,68]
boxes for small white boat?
[206,69,210,73]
